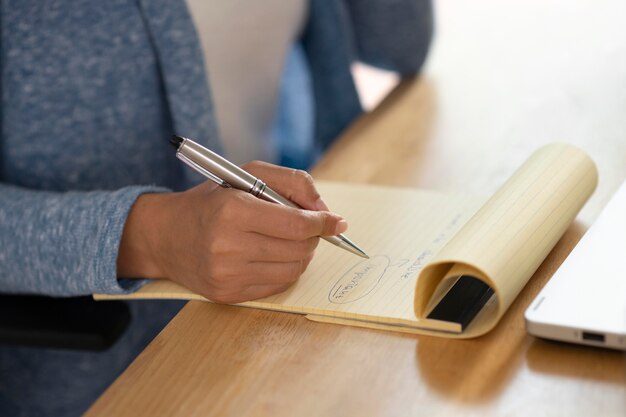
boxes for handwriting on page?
[327,212,467,305]
[399,250,433,280]
[398,214,464,278]
[328,255,392,304]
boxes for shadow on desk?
[525,338,625,385]
[414,221,595,403]
[415,328,529,404]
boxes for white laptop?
[525,178,626,350]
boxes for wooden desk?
[87,1,626,415]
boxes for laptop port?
[581,331,605,343]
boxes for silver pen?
[170,135,369,259]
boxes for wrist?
[117,192,177,279]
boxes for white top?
[186,0,308,164]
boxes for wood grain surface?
[87,1,626,415]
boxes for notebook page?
[97,183,485,331]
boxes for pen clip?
[176,153,231,188]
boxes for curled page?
[414,143,598,337]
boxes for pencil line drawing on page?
[328,256,408,304]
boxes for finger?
[242,161,329,211]
[239,196,348,239]
[211,282,293,304]
[244,234,319,263]
[239,282,294,302]
[240,258,311,287]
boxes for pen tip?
[170,135,184,149]
[336,234,370,259]
[352,245,369,259]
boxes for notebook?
[95,143,598,338]
[525,177,626,350]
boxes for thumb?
[312,211,348,237]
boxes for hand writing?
[117,161,347,303]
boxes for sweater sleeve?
[344,0,434,75]
[0,183,170,297]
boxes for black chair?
[0,295,130,351]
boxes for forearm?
[0,183,169,296]
[117,192,178,279]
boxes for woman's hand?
[117,161,347,303]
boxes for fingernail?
[335,219,348,235]
[314,197,329,211]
